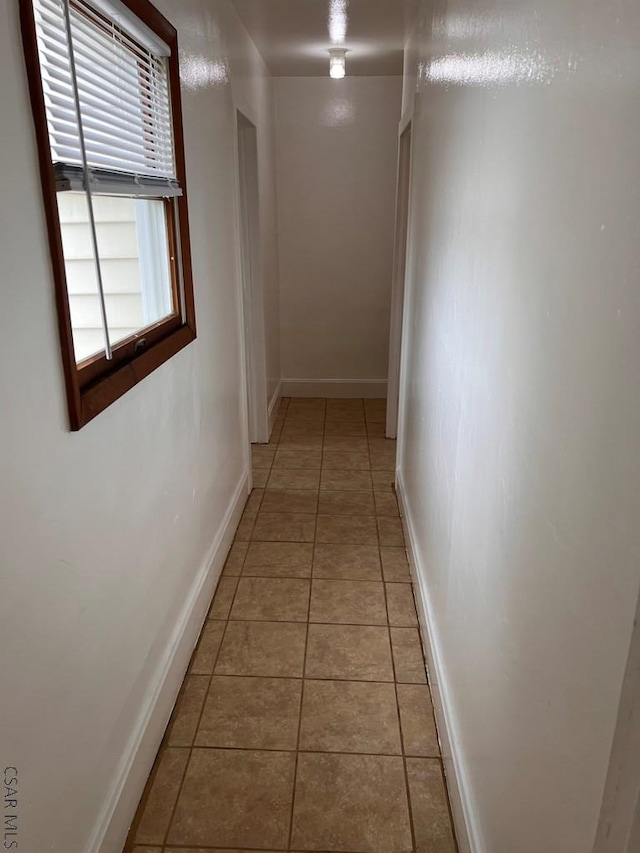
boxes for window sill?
[71,322,196,429]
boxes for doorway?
[386,119,412,439]
[236,109,269,444]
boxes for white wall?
[275,76,401,395]
[232,55,282,413]
[258,79,282,408]
[397,1,640,852]
[0,1,278,850]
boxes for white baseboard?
[268,380,282,437]
[281,378,387,399]
[396,469,481,853]
[89,471,249,853]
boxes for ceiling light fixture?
[329,48,347,79]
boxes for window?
[20,0,196,429]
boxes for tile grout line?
[152,845,414,852]
[160,530,248,848]
[241,574,409,583]
[241,536,383,546]
[286,397,326,852]
[123,737,171,851]
[157,744,410,758]
[214,616,401,627]
[284,400,307,852]
[182,671,397,684]
[128,399,447,853]
[131,553,246,846]
[129,401,230,847]
[437,754,462,853]
[381,428,444,850]
[381,517,419,853]
[133,578,251,849]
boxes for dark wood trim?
[20,0,83,429]
[164,196,181,315]
[114,0,177,48]
[78,313,182,388]
[80,324,195,426]
[164,19,197,338]
[19,0,197,431]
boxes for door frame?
[386,110,414,439]
[593,587,640,853]
[234,105,269,446]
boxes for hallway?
[125,398,457,852]
[6,0,640,847]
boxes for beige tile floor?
[125,398,457,853]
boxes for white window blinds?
[33,0,181,196]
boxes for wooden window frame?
[19,0,196,430]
